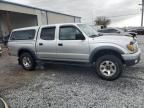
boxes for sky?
[4,0,142,27]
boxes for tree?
[95,16,111,28]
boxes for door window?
[40,27,55,40]
[59,26,84,40]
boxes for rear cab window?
[10,29,36,40]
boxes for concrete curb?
[0,98,8,108]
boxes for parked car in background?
[98,28,137,37]
[128,28,144,35]
[8,23,141,81]
[91,25,100,30]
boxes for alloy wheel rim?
[22,56,31,68]
[99,60,117,77]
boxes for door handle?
[58,43,63,46]
[39,43,43,46]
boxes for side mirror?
[76,34,85,40]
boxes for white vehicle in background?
[98,28,137,37]
[91,25,102,30]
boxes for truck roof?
[12,23,82,32]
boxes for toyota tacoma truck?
[8,23,141,80]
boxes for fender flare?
[18,48,37,59]
[89,46,125,63]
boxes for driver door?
[56,25,89,62]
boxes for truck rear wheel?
[95,55,123,81]
[19,52,36,71]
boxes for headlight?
[127,44,134,52]
[127,41,138,53]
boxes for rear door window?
[10,30,35,40]
[40,27,55,40]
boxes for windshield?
[78,24,98,37]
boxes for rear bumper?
[122,49,141,66]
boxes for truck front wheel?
[19,52,36,71]
[95,55,123,81]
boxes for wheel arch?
[89,47,125,63]
[18,48,36,59]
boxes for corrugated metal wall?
[0,1,81,37]
[47,12,75,24]
[0,1,81,25]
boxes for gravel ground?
[0,36,144,108]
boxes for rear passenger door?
[36,26,57,60]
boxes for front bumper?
[122,49,141,66]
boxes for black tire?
[95,55,123,81]
[19,52,36,71]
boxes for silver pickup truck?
[8,23,141,80]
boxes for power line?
[106,13,140,18]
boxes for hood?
[89,35,134,45]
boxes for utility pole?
[141,0,144,26]
[139,0,144,27]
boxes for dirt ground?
[0,36,144,108]
[0,48,38,91]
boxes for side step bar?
[36,60,93,67]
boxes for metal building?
[0,1,81,38]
